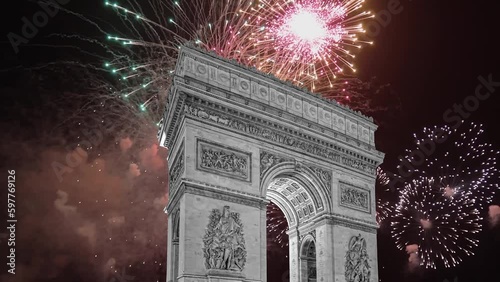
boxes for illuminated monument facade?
[158,44,384,282]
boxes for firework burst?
[99,0,373,124]
[376,198,393,227]
[246,0,373,91]
[398,121,499,206]
[267,202,289,248]
[391,176,482,269]
[376,167,395,226]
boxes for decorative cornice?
[168,142,185,196]
[314,214,377,234]
[182,96,379,176]
[167,179,266,212]
[162,89,187,150]
[179,43,375,123]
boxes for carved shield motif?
[345,234,370,282]
[202,206,247,272]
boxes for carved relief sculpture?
[345,234,371,282]
[197,140,251,181]
[184,102,377,176]
[308,165,332,192]
[339,183,370,213]
[260,151,294,177]
[203,206,247,272]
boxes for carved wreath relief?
[339,183,370,213]
[345,234,371,282]
[203,206,247,271]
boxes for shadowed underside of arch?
[261,161,332,219]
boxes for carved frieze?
[184,102,377,176]
[202,206,246,272]
[339,182,371,213]
[345,234,371,282]
[307,165,332,193]
[260,151,294,178]
[197,140,252,182]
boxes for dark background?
[1,0,499,282]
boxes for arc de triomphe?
[157,44,384,282]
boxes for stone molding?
[196,139,252,182]
[338,182,371,214]
[176,44,377,143]
[161,88,187,150]
[166,179,267,213]
[168,142,185,196]
[179,96,379,176]
[299,230,317,245]
[314,214,377,234]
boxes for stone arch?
[299,235,317,282]
[260,161,332,216]
[160,44,383,282]
[267,190,299,227]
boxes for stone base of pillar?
[207,269,245,282]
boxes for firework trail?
[376,167,397,227]
[391,176,482,269]
[98,0,373,124]
[267,202,289,248]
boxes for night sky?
[1,0,500,282]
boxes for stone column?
[166,213,174,282]
[287,229,300,282]
[315,221,334,282]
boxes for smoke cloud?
[489,205,500,227]
[406,244,420,271]
[0,135,168,282]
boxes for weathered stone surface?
[161,44,383,282]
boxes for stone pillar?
[288,229,300,282]
[166,213,174,282]
[315,221,334,282]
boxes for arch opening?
[265,174,322,282]
[300,238,317,282]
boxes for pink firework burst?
[248,0,371,91]
[271,1,347,60]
